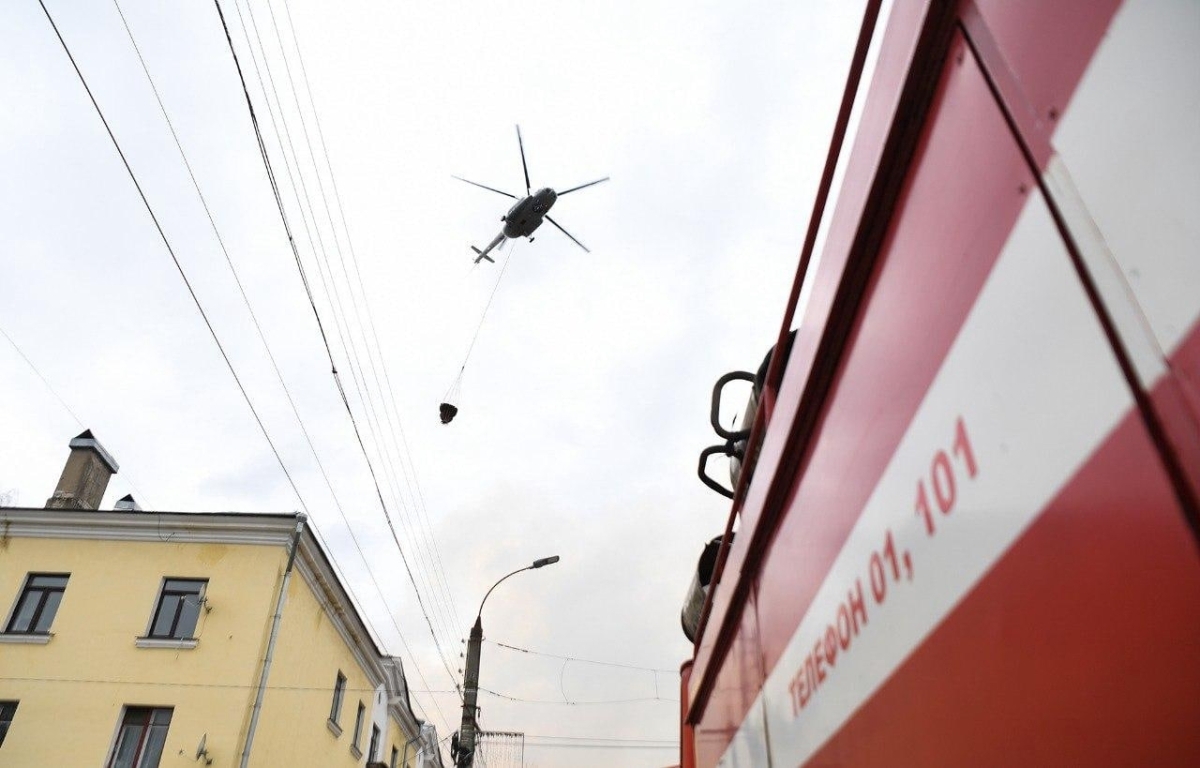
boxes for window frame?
[368,723,381,761]
[142,578,207,641]
[3,573,70,635]
[0,700,18,748]
[328,671,347,729]
[390,745,399,768]
[105,705,172,768]
[350,700,366,757]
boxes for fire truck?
[681,1,1200,765]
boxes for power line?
[0,324,85,427]
[34,0,419,728]
[211,0,461,742]
[411,687,678,706]
[525,734,677,744]
[222,0,462,697]
[107,0,439,728]
[40,0,442,741]
[0,322,155,508]
[487,639,677,673]
[481,687,678,706]
[237,0,465,688]
[522,743,677,750]
[35,0,306,522]
[265,0,466,654]
[229,0,464,669]
[276,0,466,641]
[213,0,459,732]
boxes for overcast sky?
[1,1,874,765]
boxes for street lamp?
[456,556,560,768]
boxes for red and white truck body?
[681,1,1200,766]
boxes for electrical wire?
[41,0,445,741]
[522,743,677,750]
[482,689,678,706]
[35,0,306,524]
[524,734,676,744]
[213,3,460,726]
[211,1,461,745]
[227,0,448,665]
[486,639,677,673]
[107,0,443,730]
[0,322,155,508]
[232,0,466,694]
[230,0,464,668]
[266,0,466,654]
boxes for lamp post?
[456,556,559,768]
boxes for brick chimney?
[45,429,119,510]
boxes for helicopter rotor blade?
[516,125,531,196]
[545,215,590,253]
[452,176,517,199]
[557,176,610,196]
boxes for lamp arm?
[477,566,533,620]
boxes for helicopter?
[454,125,609,263]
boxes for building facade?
[0,433,444,767]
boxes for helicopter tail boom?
[471,232,506,263]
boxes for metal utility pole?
[457,617,483,767]
[456,556,559,768]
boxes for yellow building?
[0,432,445,768]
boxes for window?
[106,706,172,768]
[329,671,347,727]
[391,745,399,768]
[146,579,206,640]
[5,573,69,634]
[351,701,366,754]
[0,701,17,748]
[368,724,381,761]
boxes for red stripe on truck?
[803,395,1200,768]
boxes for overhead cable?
[234,0,464,676]
[276,0,467,638]
[227,0,462,694]
[36,0,307,525]
[108,0,442,726]
[212,0,461,734]
[487,639,677,673]
[232,0,463,663]
[0,322,155,508]
[265,0,466,651]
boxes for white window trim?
[326,718,343,738]
[135,637,198,650]
[351,700,366,757]
[0,633,53,645]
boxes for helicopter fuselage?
[502,188,558,239]
[457,125,607,263]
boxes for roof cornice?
[0,507,297,546]
[292,533,387,685]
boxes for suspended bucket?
[439,402,459,424]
